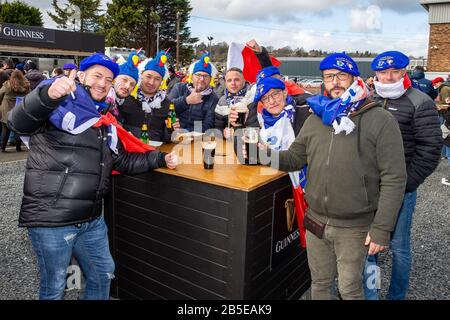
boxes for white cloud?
[199,24,428,58]
[190,0,350,22]
[369,0,423,13]
[350,5,382,32]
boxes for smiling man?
[119,51,173,142]
[266,52,407,300]
[168,53,219,132]
[214,67,250,136]
[7,52,178,300]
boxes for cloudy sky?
[21,0,430,57]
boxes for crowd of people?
[0,38,448,300]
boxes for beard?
[325,86,347,99]
[82,82,106,102]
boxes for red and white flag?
[227,42,281,83]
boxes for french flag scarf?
[374,74,412,100]
[306,78,369,135]
[48,84,154,157]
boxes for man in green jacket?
[264,53,407,299]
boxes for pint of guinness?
[242,127,259,165]
[202,141,216,169]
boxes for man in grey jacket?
[264,53,407,299]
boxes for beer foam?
[201,141,216,149]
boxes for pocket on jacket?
[362,175,370,206]
[53,167,69,204]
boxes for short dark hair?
[53,68,64,76]
[414,66,425,72]
[2,59,15,69]
[226,67,243,74]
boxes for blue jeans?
[445,146,450,164]
[363,191,417,300]
[28,215,115,300]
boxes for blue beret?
[320,53,360,76]
[256,66,281,82]
[63,63,77,70]
[80,53,119,78]
[193,53,212,75]
[119,51,139,82]
[371,51,409,71]
[144,51,169,78]
[254,77,286,104]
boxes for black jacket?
[411,70,438,100]
[8,85,167,227]
[168,83,218,132]
[119,95,171,142]
[374,88,442,192]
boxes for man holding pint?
[263,53,407,299]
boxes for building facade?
[421,0,450,73]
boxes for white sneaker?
[442,178,450,186]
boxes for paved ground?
[0,158,448,300]
[0,147,28,164]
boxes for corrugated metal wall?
[429,4,450,23]
[278,60,375,79]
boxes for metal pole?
[176,11,181,69]
[207,36,214,59]
[156,23,161,52]
[146,1,151,57]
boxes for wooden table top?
[154,139,287,192]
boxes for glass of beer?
[234,104,248,127]
[202,140,216,169]
[242,127,259,165]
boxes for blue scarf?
[224,85,248,105]
[306,79,369,130]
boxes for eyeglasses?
[260,90,282,104]
[322,72,351,83]
[194,73,211,80]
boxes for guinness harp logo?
[284,198,296,232]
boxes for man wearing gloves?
[265,53,407,299]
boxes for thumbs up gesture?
[48,69,77,100]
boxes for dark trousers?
[1,122,21,151]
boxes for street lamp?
[207,36,214,58]
[176,11,181,69]
[156,23,161,52]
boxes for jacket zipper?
[53,167,69,204]
[324,129,334,224]
[95,128,105,203]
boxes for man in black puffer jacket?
[8,53,178,300]
[363,51,443,300]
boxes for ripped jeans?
[28,215,115,300]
